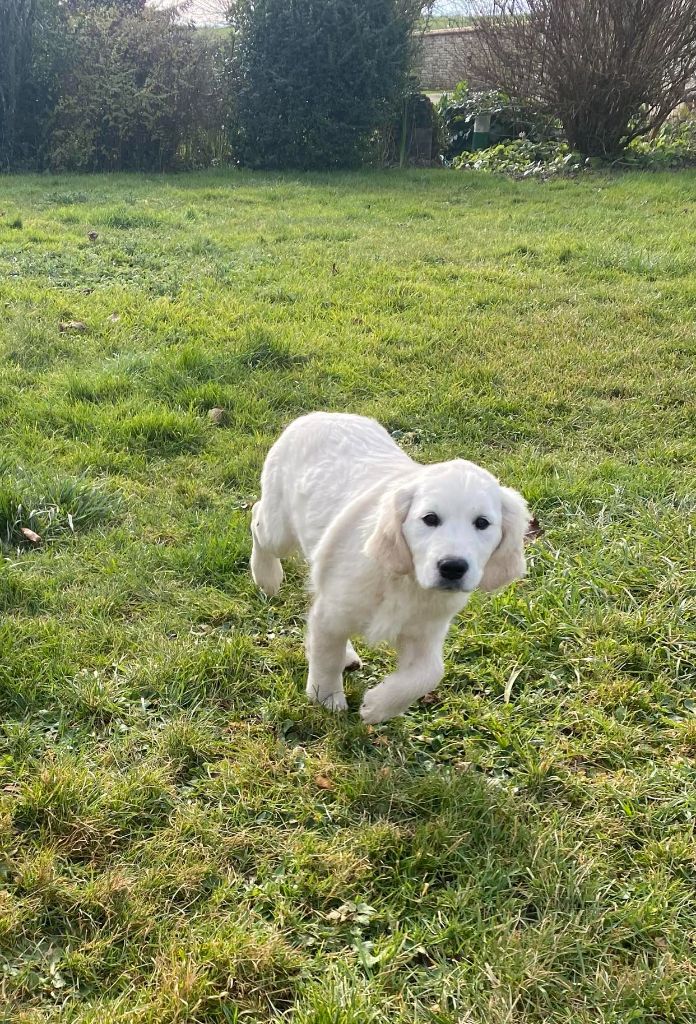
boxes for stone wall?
[417,27,696,100]
[414,27,487,93]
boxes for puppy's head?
[365,461,531,594]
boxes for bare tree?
[191,0,230,22]
[472,0,696,156]
[153,0,230,25]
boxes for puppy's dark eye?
[474,516,490,530]
[422,513,441,527]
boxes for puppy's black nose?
[438,558,469,581]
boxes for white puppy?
[250,412,532,724]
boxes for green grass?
[419,15,476,29]
[0,167,695,1023]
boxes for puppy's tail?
[250,501,284,596]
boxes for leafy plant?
[452,113,696,176]
[624,112,696,169]
[453,137,579,176]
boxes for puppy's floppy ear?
[364,484,413,576]
[479,486,530,593]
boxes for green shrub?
[47,8,233,172]
[0,0,33,166]
[230,0,419,169]
[1,0,71,169]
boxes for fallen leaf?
[20,527,41,545]
[59,320,88,332]
[314,774,333,790]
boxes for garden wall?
[414,27,487,92]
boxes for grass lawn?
[0,168,695,1023]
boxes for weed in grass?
[0,472,120,549]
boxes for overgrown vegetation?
[436,80,696,175]
[48,8,233,172]
[2,0,420,172]
[0,168,695,1021]
[0,2,232,171]
[3,0,696,172]
[450,111,696,176]
[438,83,561,161]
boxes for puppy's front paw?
[359,685,404,725]
[320,691,348,712]
[306,680,348,712]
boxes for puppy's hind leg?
[250,501,286,597]
[344,640,363,672]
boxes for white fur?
[250,413,530,723]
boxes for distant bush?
[1,0,70,168]
[47,9,233,172]
[230,0,420,169]
[1,5,233,172]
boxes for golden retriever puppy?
[251,413,532,723]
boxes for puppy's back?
[262,413,412,556]
[268,413,408,478]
